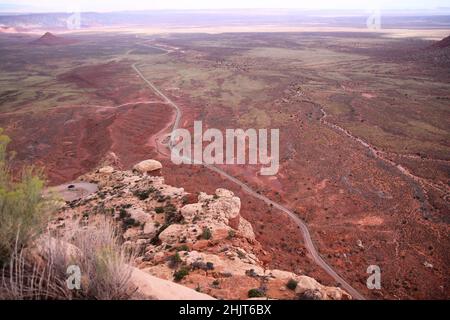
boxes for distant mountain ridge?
[432,35,450,49]
[0,11,450,31]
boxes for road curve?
[44,182,98,202]
[132,63,366,300]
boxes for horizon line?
[2,7,450,15]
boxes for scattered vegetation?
[119,208,128,219]
[227,229,236,240]
[133,187,156,200]
[0,129,54,266]
[122,217,140,230]
[176,244,189,252]
[155,206,164,214]
[211,280,220,288]
[248,288,265,298]
[200,227,212,240]
[173,267,190,282]
[287,279,298,291]
[164,203,177,214]
[164,203,183,225]
[168,252,182,268]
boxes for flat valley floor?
[0,27,449,299]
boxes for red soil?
[0,103,173,185]
[146,80,449,299]
[1,61,174,185]
[2,44,447,299]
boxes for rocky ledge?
[51,160,351,300]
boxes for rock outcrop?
[132,159,163,175]
[51,161,351,300]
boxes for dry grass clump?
[0,131,135,300]
[1,220,136,300]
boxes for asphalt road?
[132,61,366,300]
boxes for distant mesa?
[431,35,450,49]
[31,32,78,46]
[0,25,17,33]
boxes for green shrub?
[0,129,52,266]
[122,217,140,230]
[164,203,177,214]
[287,279,298,291]
[173,267,190,282]
[118,208,128,219]
[212,280,220,287]
[165,203,183,225]
[133,190,150,200]
[176,244,189,252]
[155,207,164,214]
[168,252,182,268]
[248,288,265,298]
[200,227,212,240]
[133,187,156,200]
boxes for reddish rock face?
[228,215,241,230]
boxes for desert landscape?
[0,7,449,301]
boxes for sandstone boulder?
[208,195,241,223]
[158,224,186,244]
[181,203,203,222]
[295,276,322,294]
[127,207,151,225]
[143,222,158,237]
[133,160,162,175]
[131,268,214,300]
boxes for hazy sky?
[1,0,449,12]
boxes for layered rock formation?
[51,161,351,300]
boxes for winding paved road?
[132,61,366,300]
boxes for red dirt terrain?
[133,38,449,299]
[0,102,173,185]
[156,90,449,300]
[1,32,448,300]
[0,60,174,185]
